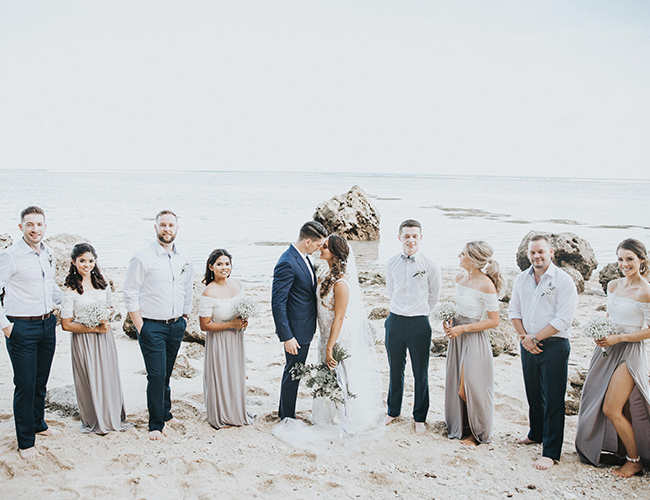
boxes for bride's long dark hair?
[64,243,108,294]
[320,235,349,298]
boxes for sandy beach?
[1,264,649,500]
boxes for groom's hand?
[284,338,300,355]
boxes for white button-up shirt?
[292,243,315,284]
[0,238,63,329]
[123,241,194,320]
[387,252,441,317]
[509,262,578,339]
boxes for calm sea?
[1,170,648,282]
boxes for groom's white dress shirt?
[291,243,315,285]
[508,262,578,339]
[387,252,441,317]
[123,242,194,320]
[0,238,63,329]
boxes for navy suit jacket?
[271,245,318,345]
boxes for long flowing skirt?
[575,341,650,465]
[204,328,253,429]
[444,315,494,443]
[71,332,131,434]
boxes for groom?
[272,220,328,420]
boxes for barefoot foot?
[385,415,397,425]
[534,457,555,470]
[516,436,538,445]
[19,447,40,460]
[612,460,643,478]
[149,430,163,441]
[461,435,478,446]
[37,428,62,437]
[415,422,426,435]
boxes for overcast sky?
[1,1,648,179]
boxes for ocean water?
[1,170,648,283]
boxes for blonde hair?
[466,241,505,297]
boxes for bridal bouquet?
[583,317,619,357]
[77,301,112,329]
[432,301,458,323]
[290,344,356,406]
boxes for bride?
[273,235,384,447]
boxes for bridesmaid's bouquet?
[77,301,112,329]
[291,344,356,406]
[432,301,458,323]
[233,296,259,332]
[582,317,619,357]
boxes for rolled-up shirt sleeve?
[508,274,523,321]
[123,255,145,313]
[183,259,194,316]
[427,261,441,311]
[0,252,15,329]
[549,276,578,332]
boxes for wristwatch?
[530,333,539,345]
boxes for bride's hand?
[326,348,337,369]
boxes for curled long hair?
[203,248,233,285]
[64,243,108,294]
[617,238,649,278]
[466,241,506,297]
[320,235,350,298]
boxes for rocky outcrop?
[123,314,137,340]
[565,370,587,416]
[598,263,623,293]
[171,353,199,379]
[368,307,389,320]
[313,186,380,241]
[183,276,206,344]
[559,266,585,294]
[0,234,12,252]
[516,231,598,281]
[44,233,90,287]
[45,385,78,417]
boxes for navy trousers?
[278,343,310,419]
[5,315,56,450]
[520,337,570,461]
[138,318,186,432]
[385,313,432,422]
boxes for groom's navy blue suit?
[272,244,318,419]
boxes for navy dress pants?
[520,337,570,461]
[278,343,310,419]
[138,318,186,432]
[385,313,432,423]
[5,315,57,450]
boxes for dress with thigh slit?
[444,283,498,443]
[575,293,650,465]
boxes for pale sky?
[1,1,649,179]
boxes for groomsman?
[509,234,578,470]
[0,206,63,459]
[123,210,194,440]
[385,219,441,434]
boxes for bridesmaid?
[61,243,131,434]
[575,239,650,477]
[443,241,504,445]
[199,249,254,429]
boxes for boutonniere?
[541,285,556,297]
[48,253,54,267]
[413,270,427,278]
[180,262,189,275]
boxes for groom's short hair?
[299,220,328,241]
[399,219,421,234]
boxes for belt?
[7,312,53,321]
[143,317,183,325]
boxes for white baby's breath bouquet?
[234,296,259,320]
[291,344,356,406]
[77,301,112,329]
[432,301,458,323]
[583,317,619,357]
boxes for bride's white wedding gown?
[272,252,384,449]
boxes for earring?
[641,262,647,273]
